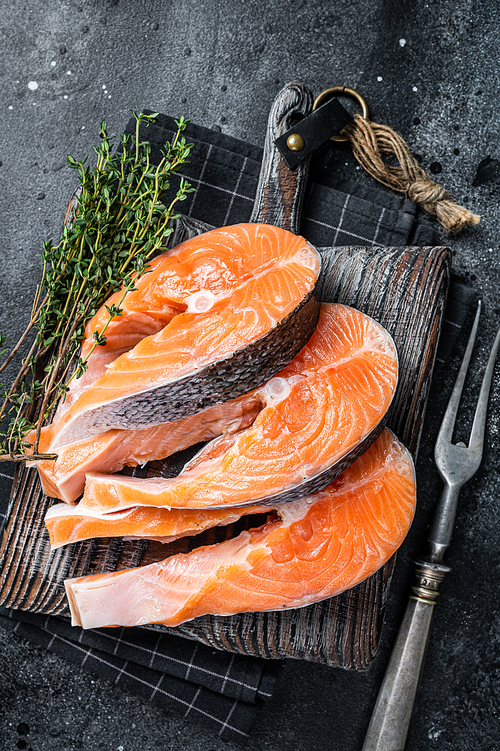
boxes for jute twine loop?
[342,115,480,234]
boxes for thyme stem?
[0,112,193,461]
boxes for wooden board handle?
[250,82,313,233]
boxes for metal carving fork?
[362,301,500,751]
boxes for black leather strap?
[275,96,354,169]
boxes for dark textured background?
[1,1,499,749]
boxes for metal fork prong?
[435,300,481,452]
[468,321,500,453]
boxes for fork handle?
[428,483,461,562]
[362,561,449,751]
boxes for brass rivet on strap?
[286,133,305,152]
[312,86,370,143]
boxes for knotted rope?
[342,115,480,234]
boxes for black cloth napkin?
[0,112,476,742]
[0,605,279,744]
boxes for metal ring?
[312,86,370,143]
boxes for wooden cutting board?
[0,84,451,670]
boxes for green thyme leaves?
[0,112,193,461]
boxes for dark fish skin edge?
[113,303,399,513]
[192,319,400,510]
[236,312,401,509]
[201,419,388,510]
[60,270,324,443]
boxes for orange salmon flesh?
[65,429,416,629]
[77,303,398,512]
[34,394,261,504]
[44,223,320,448]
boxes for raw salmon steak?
[65,429,416,629]
[48,223,321,448]
[45,502,271,549]
[34,393,261,504]
[79,303,398,513]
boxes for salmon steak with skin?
[65,429,416,629]
[45,223,321,449]
[78,303,398,513]
[34,393,261,504]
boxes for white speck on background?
[102,84,106,89]
[51,60,56,67]
[118,746,124,751]
[28,80,38,90]
[81,125,86,130]
[377,76,383,82]
[8,105,13,110]
[67,70,72,75]
[399,38,406,47]
[104,89,108,94]
[412,86,418,91]
[428,725,444,740]
[63,95,68,99]
[108,94,111,99]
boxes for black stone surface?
[1,1,499,749]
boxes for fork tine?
[468,320,500,453]
[435,300,481,451]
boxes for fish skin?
[78,304,398,513]
[50,224,321,448]
[53,310,178,421]
[65,429,416,630]
[56,286,320,444]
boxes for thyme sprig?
[0,112,194,461]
